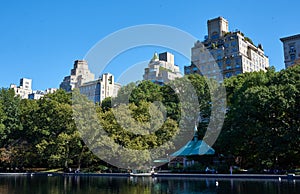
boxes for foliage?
[0,66,299,172]
[215,66,300,171]
[244,37,254,45]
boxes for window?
[226,58,231,65]
[218,62,223,68]
[226,65,232,70]
[225,72,232,78]
[211,33,219,40]
[290,45,295,52]
[290,54,296,61]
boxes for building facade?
[79,73,121,103]
[10,78,33,99]
[143,52,182,85]
[60,60,95,92]
[28,88,57,100]
[280,34,300,68]
[185,17,269,81]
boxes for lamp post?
[166,154,170,168]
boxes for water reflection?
[0,175,299,194]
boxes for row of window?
[225,70,241,78]
[223,41,238,48]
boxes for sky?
[0,0,299,90]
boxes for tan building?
[143,52,182,85]
[280,34,300,68]
[79,73,121,103]
[185,17,269,81]
[60,60,95,92]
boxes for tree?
[216,66,300,171]
[0,97,6,142]
[101,97,112,111]
[0,88,22,147]
[33,89,84,169]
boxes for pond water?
[0,175,299,194]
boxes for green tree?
[101,97,112,111]
[33,90,83,169]
[0,97,6,141]
[216,66,300,171]
[0,88,22,147]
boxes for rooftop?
[280,34,300,42]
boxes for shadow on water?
[0,175,299,194]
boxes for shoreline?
[0,172,299,180]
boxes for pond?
[0,175,299,194]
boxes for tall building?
[10,78,33,99]
[280,34,300,68]
[79,73,121,103]
[185,17,269,81]
[143,52,182,85]
[60,60,95,92]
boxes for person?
[75,168,80,173]
[205,167,210,173]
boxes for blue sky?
[0,0,299,90]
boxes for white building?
[143,52,182,85]
[10,78,33,99]
[28,90,45,100]
[185,17,269,81]
[113,82,122,97]
[28,88,57,100]
[79,73,121,103]
[60,60,95,92]
[10,78,57,99]
[280,34,300,68]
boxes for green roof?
[171,140,215,157]
[171,125,215,157]
[152,52,159,61]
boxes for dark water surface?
[0,175,299,194]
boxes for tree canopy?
[0,66,299,172]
